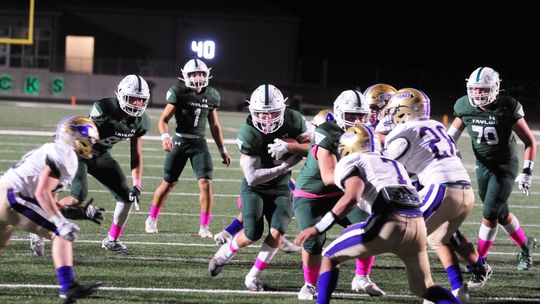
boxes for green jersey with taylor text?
[166,83,220,136]
[89,97,151,156]
[236,108,307,187]
[453,95,523,164]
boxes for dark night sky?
[276,1,538,83]
[6,1,540,87]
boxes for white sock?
[246,242,278,279]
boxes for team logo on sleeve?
[314,131,327,145]
[90,105,101,117]
[236,138,244,150]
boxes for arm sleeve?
[240,155,291,186]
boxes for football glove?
[516,172,532,196]
[267,138,289,160]
[52,217,80,242]
[61,197,105,225]
[129,185,141,211]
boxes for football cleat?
[452,283,470,303]
[298,283,317,300]
[208,256,225,277]
[245,276,265,291]
[213,230,233,245]
[145,217,158,234]
[101,237,131,255]
[29,233,45,256]
[517,236,537,270]
[280,236,301,253]
[351,275,385,296]
[467,262,492,288]
[59,281,102,304]
[199,225,213,238]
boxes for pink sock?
[229,242,239,254]
[355,256,375,275]
[508,228,527,247]
[200,212,211,226]
[254,258,269,271]
[149,205,161,219]
[477,238,494,259]
[303,264,320,285]
[108,223,124,240]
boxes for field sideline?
[0,102,538,304]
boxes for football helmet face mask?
[248,84,287,134]
[387,88,431,125]
[55,116,99,159]
[466,67,500,107]
[116,74,150,117]
[333,90,370,130]
[363,83,397,126]
[338,126,376,157]
[179,59,212,89]
[311,109,335,127]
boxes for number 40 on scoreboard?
[191,40,216,60]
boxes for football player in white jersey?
[383,88,491,300]
[294,126,459,304]
[0,116,102,303]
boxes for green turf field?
[0,101,538,303]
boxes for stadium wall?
[0,69,249,110]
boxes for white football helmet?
[338,125,376,157]
[55,116,99,159]
[116,74,150,117]
[466,67,500,107]
[248,84,287,134]
[333,90,370,130]
[387,88,431,124]
[179,59,212,89]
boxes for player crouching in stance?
[294,126,459,304]
[0,116,102,303]
[208,84,311,291]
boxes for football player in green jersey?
[293,90,384,300]
[209,84,311,291]
[145,59,231,238]
[44,75,151,256]
[448,67,537,271]
[211,110,336,252]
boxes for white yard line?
[0,283,538,302]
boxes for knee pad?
[244,225,264,242]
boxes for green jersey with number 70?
[453,94,523,164]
